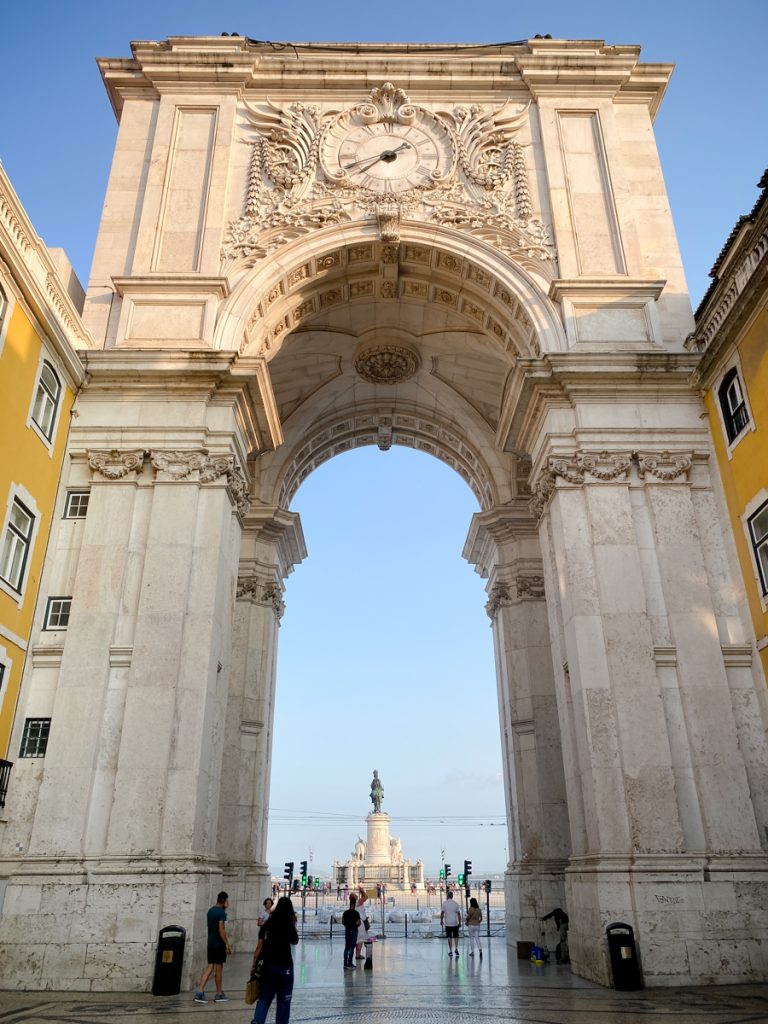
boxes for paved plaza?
[2,938,767,1024]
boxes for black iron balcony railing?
[0,759,12,808]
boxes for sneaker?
[455,950,460,957]
[214,993,228,1002]
[479,950,483,958]
[193,993,207,1003]
[469,951,474,956]
[448,951,453,957]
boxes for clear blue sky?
[1,1,764,876]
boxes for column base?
[504,860,568,949]
[221,862,272,947]
[566,854,768,986]
[0,856,223,992]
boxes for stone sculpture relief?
[529,449,694,518]
[87,448,252,517]
[222,83,553,268]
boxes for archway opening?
[267,445,506,884]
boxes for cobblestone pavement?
[1,939,767,1024]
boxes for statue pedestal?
[365,812,391,865]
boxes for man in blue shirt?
[194,892,232,1003]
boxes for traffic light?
[314,876,320,890]
[284,861,294,882]
[463,859,472,880]
[439,868,445,880]
[457,873,465,886]
[483,879,492,894]
[300,860,308,886]
[445,863,451,879]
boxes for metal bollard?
[364,939,373,970]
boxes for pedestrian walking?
[250,896,299,1024]
[440,890,462,957]
[466,897,483,957]
[194,891,232,1003]
[342,894,361,969]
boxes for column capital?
[529,448,695,519]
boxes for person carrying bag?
[249,896,299,1024]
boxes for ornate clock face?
[334,122,449,194]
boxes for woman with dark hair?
[250,896,299,1024]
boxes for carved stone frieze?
[529,449,695,518]
[199,454,234,484]
[227,462,252,517]
[150,450,207,480]
[485,580,512,620]
[635,450,693,482]
[261,582,286,621]
[516,574,545,599]
[222,82,554,270]
[236,576,284,619]
[88,449,145,480]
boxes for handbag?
[244,976,259,1004]
[245,955,264,1004]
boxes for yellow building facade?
[690,169,768,679]
[0,164,88,792]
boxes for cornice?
[112,275,230,299]
[98,36,670,118]
[0,163,91,382]
[79,349,281,456]
[496,351,702,454]
[688,212,768,387]
[548,278,666,303]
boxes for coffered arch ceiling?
[242,243,535,510]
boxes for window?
[749,501,768,596]
[718,368,750,444]
[0,284,7,328]
[0,498,35,592]
[30,360,62,441]
[20,718,51,758]
[64,491,90,519]
[44,596,72,630]
[0,661,5,693]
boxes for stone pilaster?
[532,445,768,985]
[218,508,306,944]
[464,502,569,944]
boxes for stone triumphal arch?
[1,37,767,991]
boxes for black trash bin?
[152,925,187,996]
[605,921,642,990]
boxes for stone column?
[464,502,570,946]
[531,446,768,985]
[217,507,306,944]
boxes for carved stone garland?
[222,83,553,268]
[236,574,286,620]
[529,449,694,518]
[88,449,252,517]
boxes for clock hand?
[342,141,411,172]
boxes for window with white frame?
[0,497,35,593]
[20,718,51,758]
[64,491,90,519]
[748,500,768,596]
[30,360,62,441]
[717,367,750,444]
[43,596,72,630]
